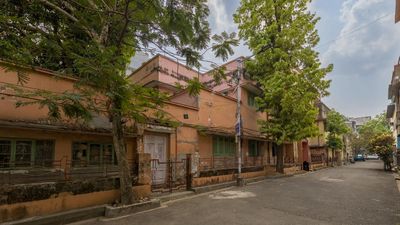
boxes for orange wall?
[0,67,76,121]
[129,57,160,85]
[0,185,150,223]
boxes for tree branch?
[37,0,101,43]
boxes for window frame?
[0,138,55,169]
[213,136,235,157]
[71,142,116,167]
[247,92,258,108]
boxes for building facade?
[0,55,328,221]
[386,60,400,167]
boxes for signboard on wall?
[397,135,400,149]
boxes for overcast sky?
[205,0,400,118]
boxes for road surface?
[74,160,400,225]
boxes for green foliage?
[0,0,238,204]
[186,77,203,97]
[209,64,227,85]
[211,32,239,61]
[353,113,391,151]
[368,133,394,156]
[358,113,390,140]
[368,133,394,169]
[234,0,332,144]
[325,110,349,151]
[326,110,350,135]
[326,133,344,151]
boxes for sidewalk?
[6,169,318,225]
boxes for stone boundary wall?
[310,163,326,170]
[0,185,150,223]
[193,170,272,187]
[283,165,302,175]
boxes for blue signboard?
[397,135,400,149]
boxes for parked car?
[366,154,379,160]
[354,154,365,161]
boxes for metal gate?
[151,155,192,193]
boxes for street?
[74,161,400,225]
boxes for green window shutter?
[249,140,259,157]
[230,138,235,156]
[248,92,259,108]
[213,136,218,156]
[223,137,228,156]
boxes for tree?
[368,133,394,171]
[326,110,350,165]
[356,113,390,150]
[234,0,332,173]
[0,0,237,205]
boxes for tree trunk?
[276,144,284,173]
[111,112,134,205]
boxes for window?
[272,143,277,157]
[72,142,116,167]
[15,141,32,167]
[213,136,235,157]
[247,92,257,108]
[89,144,101,166]
[0,139,55,168]
[0,140,11,168]
[248,140,260,157]
[35,140,55,167]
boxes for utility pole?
[236,58,244,186]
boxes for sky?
[205,0,400,118]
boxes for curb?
[104,199,161,218]
[155,191,196,203]
[192,181,237,194]
[4,205,106,225]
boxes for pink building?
[0,55,305,222]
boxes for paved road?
[75,161,400,225]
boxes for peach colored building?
[0,55,308,222]
[129,55,302,178]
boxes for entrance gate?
[144,135,191,192]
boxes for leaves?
[211,32,239,61]
[235,0,331,144]
[326,133,344,151]
[186,77,203,97]
[367,133,394,163]
[326,110,350,135]
[352,113,391,151]
[325,110,349,151]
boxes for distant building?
[386,59,400,166]
[347,116,371,132]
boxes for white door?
[144,135,167,185]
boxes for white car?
[366,154,379,160]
